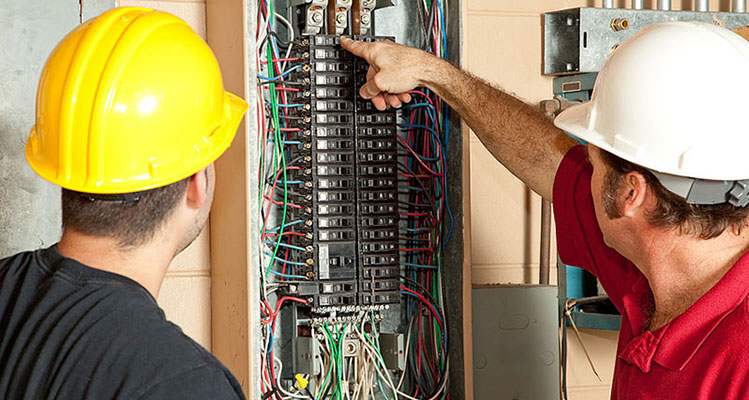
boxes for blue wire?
[400,290,443,326]
[397,123,437,135]
[266,220,305,232]
[265,103,304,108]
[266,140,303,145]
[262,251,308,267]
[269,270,307,280]
[403,262,438,270]
[400,227,432,232]
[264,241,307,252]
[257,65,302,81]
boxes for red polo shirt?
[553,145,749,399]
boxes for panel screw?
[610,18,629,32]
[361,13,370,25]
[336,12,346,25]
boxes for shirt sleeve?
[552,145,641,311]
[138,363,246,400]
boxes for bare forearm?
[422,60,577,200]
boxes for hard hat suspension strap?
[74,191,146,203]
[651,171,749,207]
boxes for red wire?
[265,231,306,237]
[401,286,443,330]
[263,195,303,209]
[260,57,300,64]
[261,296,308,324]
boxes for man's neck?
[57,229,177,298]
[634,228,749,331]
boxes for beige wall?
[116,0,211,350]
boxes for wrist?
[418,53,452,91]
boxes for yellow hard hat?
[26,7,248,194]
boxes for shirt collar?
[652,250,749,371]
[619,250,749,372]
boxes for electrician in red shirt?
[343,21,749,399]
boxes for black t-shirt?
[0,246,246,400]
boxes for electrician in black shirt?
[0,7,248,399]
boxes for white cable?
[396,317,415,390]
[273,13,295,72]
[275,357,309,399]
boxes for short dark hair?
[62,178,189,247]
[599,150,749,240]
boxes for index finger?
[340,37,372,60]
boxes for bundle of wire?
[395,1,452,399]
[256,0,452,399]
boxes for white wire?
[275,357,309,399]
[273,12,295,72]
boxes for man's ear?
[621,171,649,217]
[185,168,208,210]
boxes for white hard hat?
[555,21,749,205]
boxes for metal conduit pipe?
[733,0,747,12]
[658,0,672,10]
[696,0,709,11]
[632,0,643,9]
[603,0,614,8]
[539,200,552,285]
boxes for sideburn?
[602,168,625,219]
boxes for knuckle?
[373,74,387,89]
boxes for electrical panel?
[278,35,400,311]
[257,2,454,399]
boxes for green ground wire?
[263,0,289,279]
[316,325,336,400]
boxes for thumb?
[340,37,371,60]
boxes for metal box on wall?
[473,285,560,400]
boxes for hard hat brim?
[553,101,629,165]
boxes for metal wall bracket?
[544,7,749,75]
